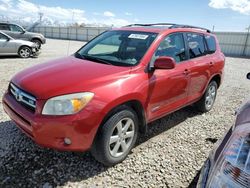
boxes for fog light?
[64,138,72,145]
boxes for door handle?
[183,69,190,75]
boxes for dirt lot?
[0,39,250,188]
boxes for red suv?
[2,23,225,166]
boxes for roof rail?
[169,24,211,33]
[125,23,176,27]
[125,23,211,33]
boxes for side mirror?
[21,30,25,34]
[154,56,176,69]
[247,72,250,80]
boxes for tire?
[195,81,218,112]
[31,39,42,49]
[18,46,31,58]
[91,107,139,166]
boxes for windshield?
[76,30,158,66]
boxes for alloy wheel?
[109,118,135,158]
[205,85,216,109]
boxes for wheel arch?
[18,45,31,54]
[101,100,147,134]
[210,74,221,88]
[31,37,42,43]
[92,98,147,146]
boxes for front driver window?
[9,25,23,32]
[154,33,187,63]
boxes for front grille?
[9,83,36,113]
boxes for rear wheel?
[18,46,31,58]
[91,107,138,166]
[195,81,218,112]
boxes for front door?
[147,32,190,121]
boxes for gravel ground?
[0,39,250,188]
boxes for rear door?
[147,32,191,120]
[8,24,24,39]
[0,33,16,54]
[185,32,211,103]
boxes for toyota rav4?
[2,23,225,166]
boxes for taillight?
[208,123,250,188]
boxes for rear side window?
[9,24,23,32]
[205,35,216,54]
[0,24,9,31]
[187,33,206,58]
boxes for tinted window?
[154,33,187,63]
[0,24,9,31]
[187,33,206,58]
[9,24,23,32]
[205,35,216,54]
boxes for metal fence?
[32,26,250,57]
[33,26,110,41]
[214,32,250,57]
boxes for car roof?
[113,23,212,35]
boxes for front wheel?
[31,39,42,49]
[195,81,218,112]
[91,107,138,166]
[18,46,31,58]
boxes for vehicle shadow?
[0,55,38,59]
[137,105,202,146]
[0,106,202,187]
[0,55,20,59]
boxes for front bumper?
[2,92,103,152]
[41,37,46,44]
[31,47,40,56]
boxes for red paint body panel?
[2,27,225,152]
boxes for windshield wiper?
[81,54,113,65]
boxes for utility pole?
[243,25,250,56]
[212,25,215,32]
[38,12,44,23]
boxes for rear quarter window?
[205,35,217,54]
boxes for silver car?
[0,22,46,48]
[0,31,39,58]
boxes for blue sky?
[0,0,250,31]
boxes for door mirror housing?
[154,56,176,70]
[247,72,250,80]
[21,30,26,34]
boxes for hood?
[12,56,131,99]
[11,39,35,47]
[25,31,44,38]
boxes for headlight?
[42,92,94,115]
[208,123,250,187]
